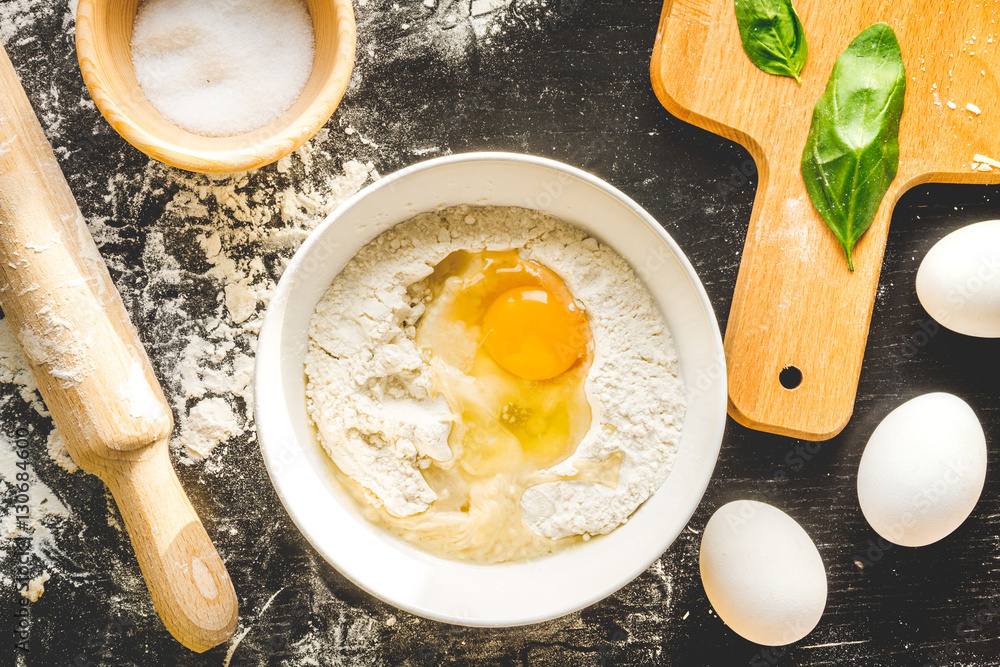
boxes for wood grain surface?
[1,1,999,666]
[652,0,1000,440]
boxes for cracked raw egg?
[415,249,595,479]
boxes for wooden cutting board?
[651,0,1000,440]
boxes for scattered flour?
[0,318,47,417]
[46,430,78,473]
[0,0,52,43]
[179,397,241,460]
[0,430,76,590]
[20,570,50,601]
[305,205,685,561]
[145,146,380,465]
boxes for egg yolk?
[483,287,588,381]
[414,249,595,474]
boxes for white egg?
[916,220,1000,337]
[857,393,986,548]
[699,500,827,646]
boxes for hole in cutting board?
[779,366,802,390]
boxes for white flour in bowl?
[305,205,686,563]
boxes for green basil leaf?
[801,22,906,271]
[734,0,808,83]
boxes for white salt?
[131,0,315,137]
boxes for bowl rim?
[74,0,356,174]
[255,151,728,625]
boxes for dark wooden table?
[2,1,999,665]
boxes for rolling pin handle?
[105,448,239,653]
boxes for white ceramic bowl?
[255,152,726,625]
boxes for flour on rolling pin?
[16,316,96,387]
[2,231,111,389]
[120,361,169,422]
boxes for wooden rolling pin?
[0,46,237,651]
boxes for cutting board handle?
[0,46,237,651]
[724,146,897,440]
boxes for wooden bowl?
[75,0,355,174]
